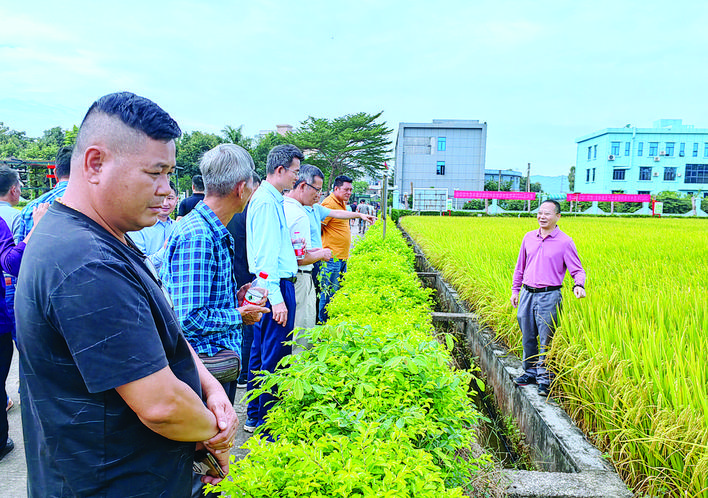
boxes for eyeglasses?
[305,182,322,193]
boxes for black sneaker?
[514,373,537,386]
[0,438,14,461]
[243,418,258,433]
[538,384,550,397]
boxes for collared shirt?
[12,180,69,243]
[161,202,242,357]
[512,225,586,296]
[303,203,331,250]
[283,196,313,271]
[321,193,351,260]
[0,200,19,230]
[127,218,175,270]
[246,180,297,305]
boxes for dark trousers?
[517,289,562,386]
[246,280,296,425]
[0,333,12,448]
[237,324,254,385]
[317,259,347,323]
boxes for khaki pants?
[293,271,316,354]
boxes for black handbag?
[198,349,241,383]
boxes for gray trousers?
[517,289,562,386]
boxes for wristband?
[573,284,584,289]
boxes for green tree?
[568,165,575,191]
[222,125,253,150]
[519,177,543,192]
[288,111,392,189]
[175,131,225,178]
[484,179,512,191]
[352,180,368,195]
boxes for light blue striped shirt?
[246,181,297,305]
[127,218,175,270]
[303,203,331,250]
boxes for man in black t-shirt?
[177,174,205,219]
[16,92,237,497]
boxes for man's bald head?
[73,92,181,163]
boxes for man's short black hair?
[541,199,561,214]
[0,166,20,196]
[333,175,353,188]
[169,181,176,193]
[80,92,181,142]
[191,175,204,191]
[54,146,73,180]
[266,144,304,175]
[252,171,261,185]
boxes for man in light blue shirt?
[244,144,303,431]
[12,146,72,243]
[128,181,178,270]
[0,165,25,345]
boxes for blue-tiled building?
[394,119,487,203]
[484,169,523,191]
[576,119,708,197]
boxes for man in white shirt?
[283,165,332,349]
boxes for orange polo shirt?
[321,193,351,260]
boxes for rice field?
[400,215,708,497]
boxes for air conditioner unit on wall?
[653,172,659,176]
[677,173,682,177]
[654,157,660,162]
[608,154,615,160]
[659,151,667,156]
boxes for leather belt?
[282,276,297,283]
[297,269,312,274]
[523,284,562,293]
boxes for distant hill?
[530,175,571,193]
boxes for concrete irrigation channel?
[399,224,631,498]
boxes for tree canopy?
[287,111,392,190]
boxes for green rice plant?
[400,215,708,497]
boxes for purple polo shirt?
[511,225,585,296]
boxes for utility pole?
[526,162,531,211]
[498,169,502,190]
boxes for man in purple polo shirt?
[510,199,586,397]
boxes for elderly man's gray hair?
[199,144,255,196]
[294,164,324,189]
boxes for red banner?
[566,193,651,203]
[454,191,537,200]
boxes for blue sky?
[1,0,707,176]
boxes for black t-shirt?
[177,193,205,217]
[225,204,254,288]
[16,202,201,498]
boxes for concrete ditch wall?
[400,226,631,498]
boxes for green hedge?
[210,221,492,497]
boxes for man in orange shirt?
[318,175,374,322]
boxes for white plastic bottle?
[292,231,305,260]
[243,272,268,305]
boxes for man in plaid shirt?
[162,144,268,406]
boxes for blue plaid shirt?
[12,180,69,243]
[161,201,242,357]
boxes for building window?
[649,142,658,156]
[685,164,708,184]
[637,190,650,195]
[587,146,592,160]
[637,142,644,156]
[625,142,630,156]
[592,168,596,182]
[693,143,699,157]
[593,144,597,159]
[665,142,675,156]
[639,167,652,181]
[436,161,445,175]
[704,143,708,158]
[664,167,676,181]
[611,142,620,155]
[613,169,626,180]
[437,137,446,151]
[586,169,590,182]
[679,142,685,157]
